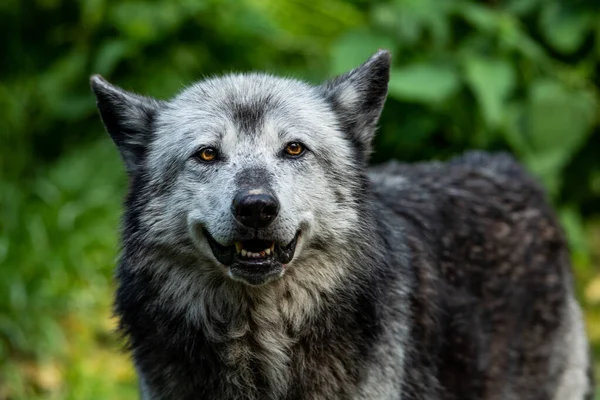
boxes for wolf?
[90,50,593,400]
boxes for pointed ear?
[90,75,163,174]
[320,50,391,158]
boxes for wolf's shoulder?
[368,149,567,316]
[367,150,562,266]
[370,151,534,189]
[369,151,547,215]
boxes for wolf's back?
[369,151,593,399]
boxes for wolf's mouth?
[203,230,300,285]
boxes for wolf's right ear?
[90,75,163,174]
[319,50,391,159]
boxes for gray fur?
[91,51,592,399]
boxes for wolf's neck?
[118,235,393,399]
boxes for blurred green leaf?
[454,2,500,34]
[528,80,596,157]
[539,2,592,54]
[559,206,590,266]
[110,1,184,42]
[502,102,530,155]
[524,151,566,196]
[389,63,460,103]
[597,22,600,57]
[377,0,450,46]
[80,0,106,28]
[503,0,543,16]
[523,80,597,194]
[93,40,134,76]
[331,30,395,75]
[464,56,516,128]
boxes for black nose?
[232,190,280,228]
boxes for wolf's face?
[92,51,390,286]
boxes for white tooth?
[265,248,271,255]
[235,242,243,253]
[241,249,247,257]
[254,253,260,258]
[270,243,275,251]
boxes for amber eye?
[285,142,305,157]
[195,147,218,162]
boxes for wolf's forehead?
[158,74,339,144]
[174,74,320,115]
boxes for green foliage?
[1,0,599,397]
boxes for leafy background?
[1,0,599,398]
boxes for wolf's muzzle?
[232,189,279,229]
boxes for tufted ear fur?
[90,75,163,174]
[319,50,391,159]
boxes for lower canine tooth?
[265,248,271,255]
[241,249,247,256]
[235,242,243,253]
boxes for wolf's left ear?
[90,75,163,174]
[319,50,391,158]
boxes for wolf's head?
[91,51,390,287]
